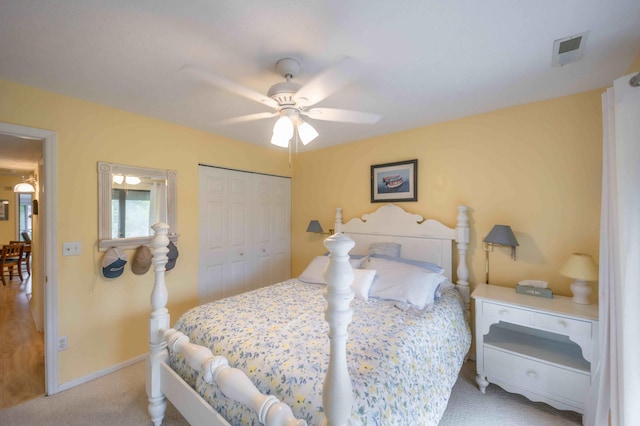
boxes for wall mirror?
[98,161,177,250]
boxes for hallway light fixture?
[13,176,36,193]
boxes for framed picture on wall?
[0,200,8,220]
[370,159,418,203]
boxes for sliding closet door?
[253,173,291,287]
[199,166,291,304]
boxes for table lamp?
[306,220,333,235]
[559,253,598,304]
[483,225,519,284]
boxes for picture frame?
[370,159,418,203]
[0,200,8,220]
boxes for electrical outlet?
[58,336,68,351]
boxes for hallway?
[0,274,45,409]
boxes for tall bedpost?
[455,206,470,320]
[333,207,343,234]
[321,233,355,426]
[147,222,171,426]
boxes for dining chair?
[1,244,24,285]
[10,240,31,277]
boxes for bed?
[147,203,472,426]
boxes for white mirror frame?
[98,161,177,251]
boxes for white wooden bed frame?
[146,203,470,426]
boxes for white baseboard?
[57,353,147,393]
[27,294,44,333]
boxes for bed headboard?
[335,204,470,312]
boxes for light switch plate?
[62,242,81,256]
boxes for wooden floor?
[0,274,45,409]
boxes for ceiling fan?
[180,57,381,147]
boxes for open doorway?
[0,135,42,408]
[0,122,58,405]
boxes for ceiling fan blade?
[294,57,362,107]
[211,111,278,126]
[304,108,381,124]
[180,64,279,110]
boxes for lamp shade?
[306,220,324,233]
[298,120,319,145]
[14,182,35,193]
[13,176,35,193]
[271,114,294,147]
[484,225,519,247]
[559,253,598,281]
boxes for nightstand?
[472,283,598,414]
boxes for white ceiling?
[1,0,639,156]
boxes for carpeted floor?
[0,360,582,425]
[439,360,582,425]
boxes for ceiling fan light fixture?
[270,132,290,147]
[298,120,318,145]
[185,57,380,149]
[271,111,296,147]
[271,116,293,147]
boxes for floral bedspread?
[170,280,471,426]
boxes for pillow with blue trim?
[365,256,447,309]
[367,253,444,274]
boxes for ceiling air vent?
[552,31,589,67]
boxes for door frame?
[0,122,58,395]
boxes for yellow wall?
[0,74,607,386]
[0,176,21,240]
[0,79,291,384]
[292,89,603,300]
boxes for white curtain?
[584,73,640,426]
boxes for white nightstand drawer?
[532,312,592,338]
[482,301,531,324]
[484,346,590,405]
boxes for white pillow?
[351,269,377,301]
[298,256,330,284]
[365,257,447,309]
[298,256,366,285]
[349,255,368,269]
